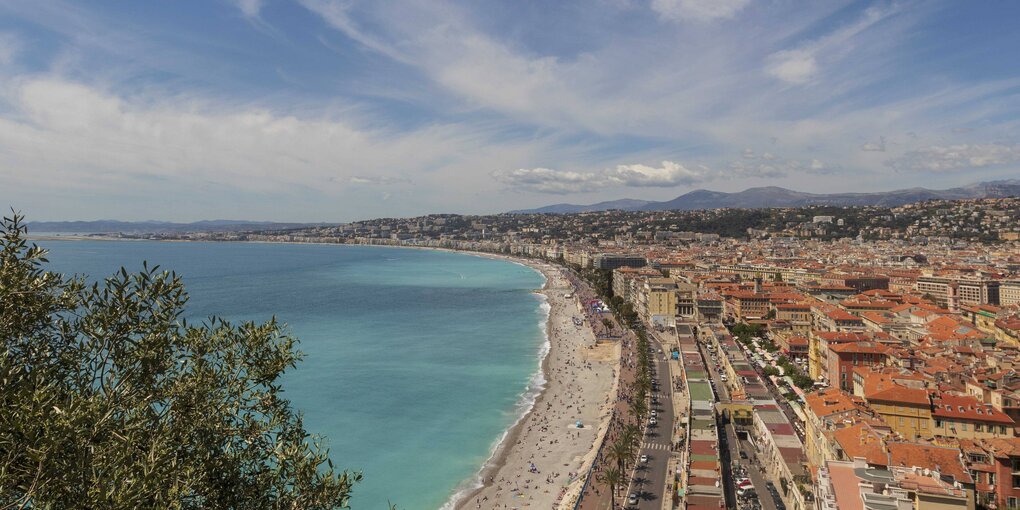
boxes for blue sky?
[1,0,1019,221]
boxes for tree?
[629,397,648,424]
[0,213,360,509]
[621,424,641,452]
[596,467,623,510]
[609,439,633,473]
[602,318,615,335]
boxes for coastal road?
[623,338,675,510]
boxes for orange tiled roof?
[867,385,931,406]
[931,393,1015,425]
[832,422,889,466]
[886,442,973,484]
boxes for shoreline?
[30,236,619,510]
[440,289,551,510]
[448,255,617,510]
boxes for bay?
[35,239,547,509]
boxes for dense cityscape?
[84,195,1020,510]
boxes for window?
[899,417,905,425]
[975,424,983,432]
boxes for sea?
[34,239,549,509]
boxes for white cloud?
[764,5,896,86]
[605,161,710,187]
[650,0,750,22]
[491,167,605,194]
[726,150,834,177]
[493,160,712,194]
[766,50,817,85]
[348,175,411,185]
[230,0,263,18]
[0,77,540,205]
[496,151,843,195]
[886,144,1020,172]
[861,136,887,152]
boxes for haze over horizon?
[2,0,1019,222]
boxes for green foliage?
[596,467,623,509]
[762,366,780,378]
[601,318,615,333]
[729,322,763,343]
[0,213,361,509]
[790,372,814,390]
[772,352,814,390]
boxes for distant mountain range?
[509,179,1020,214]
[26,219,332,234]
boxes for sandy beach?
[452,258,619,510]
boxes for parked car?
[640,454,649,463]
[628,493,638,505]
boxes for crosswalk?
[641,441,671,451]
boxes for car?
[628,493,638,505]
[640,454,649,463]
[739,450,748,459]
[737,488,757,499]
[649,417,657,426]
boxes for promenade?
[561,269,640,510]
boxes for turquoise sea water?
[35,240,548,509]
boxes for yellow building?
[931,393,1016,439]
[864,385,933,440]
[642,277,677,328]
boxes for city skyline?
[2,0,1019,222]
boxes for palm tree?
[597,466,623,510]
[622,423,641,451]
[609,438,633,473]
[630,395,648,424]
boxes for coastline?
[30,236,619,510]
[447,255,618,510]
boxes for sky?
[1,0,1019,222]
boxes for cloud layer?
[886,144,1020,172]
[0,0,1018,220]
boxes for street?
[696,327,787,510]
[622,351,675,510]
